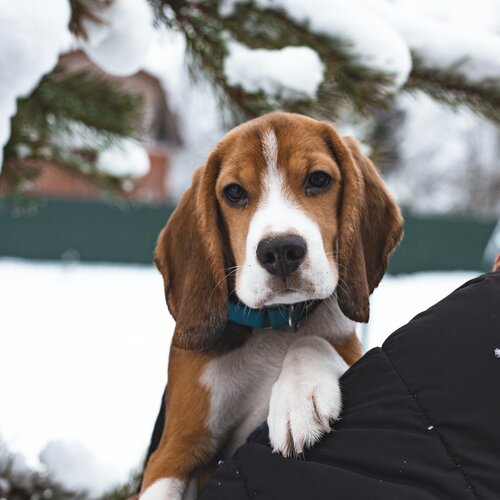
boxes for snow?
[0,260,172,496]
[0,0,155,172]
[97,138,151,178]
[223,0,500,86]
[365,271,477,348]
[40,441,123,497]
[396,0,500,32]
[0,258,478,494]
[52,123,152,178]
[0,0,71,172]
[221,0,412,89]
[81,0,154,77]
[224,42,324,99]
[363,0,500,82]
[142,30,227,197]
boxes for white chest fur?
[200,300,355,457]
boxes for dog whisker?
[208,266,242,304]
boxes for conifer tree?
[1,0,143,194]
[149,0,500,124]
[2,0,499,194]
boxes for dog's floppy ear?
[154,151,228,350]
[321,123,403,323]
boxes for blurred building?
[10,50,182,203]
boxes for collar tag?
[288,305,294,328]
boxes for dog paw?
[267,336,347,457]
[268,370,342,456]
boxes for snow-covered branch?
[224,42,325,99]
[0,0,71,171]
[363,0,500,83]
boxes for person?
[198,259,500,500]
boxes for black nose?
[256,235,307,278]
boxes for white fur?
[200,300,354,458]
[201,325,298,456]
[236,128,337,309]
[267,336,348,456]
[140,477,184,500]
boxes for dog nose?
[256,235,307,278]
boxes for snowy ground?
[0,259,478,495]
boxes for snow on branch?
[223,0,500,88]
[0,0,71,172]
[221,0,413,89]
[224,42,324,99]
[97,138,151,178]
[80,0,154,76]
[1,0,155,183]
[364,0,500,83]
[215,0,499,123]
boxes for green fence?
[388,214,495,273]
[0,197,496,273]
[0,197,173,264]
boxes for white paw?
[267,337,347,457]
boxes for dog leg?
[268,335,348,457]
[140,348,214,500]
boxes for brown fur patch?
[321,127,403,323]
[332,332,363,366]
[216,114,343,297]
[140,348,214,491]
[155,164,230,351]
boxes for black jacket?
[200,273,500,500]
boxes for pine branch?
[157,0,396,122]
[222,3,396,112]
[38,66,143,136]
[150,0,500,126]
[406,57,500,125]
[2,65,143,193]
[69,0,114,39]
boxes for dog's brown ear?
[154,151,228,350]
[322,124,403,323]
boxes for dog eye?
[223,183,249,207]
[305,171,332,195]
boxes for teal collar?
[228,300,317,330]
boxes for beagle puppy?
[139,112,403,500]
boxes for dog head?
[155,112,403,350]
